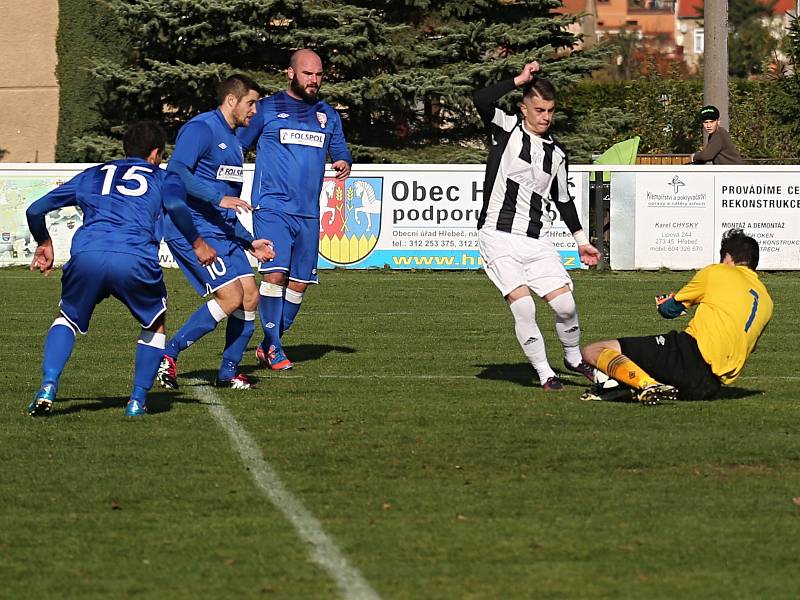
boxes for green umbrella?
[592,136,641,182]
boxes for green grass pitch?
[1,267,799,599]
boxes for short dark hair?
[720,228,759,270]
[522,77,557,103]
[123,121,166,159]
[216,74,261,105]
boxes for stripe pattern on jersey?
[477,108,570,239]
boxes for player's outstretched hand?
[656,293,688,318]
[30,241,54,277]
[332,160,351,181]
[514,61,540,87]
[220,196,252,214]
[578,243,601,267]
[192,237,217,266]
[250,239,275,263]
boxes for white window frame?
[694,28,704,54]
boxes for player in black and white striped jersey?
[473,61,601,391]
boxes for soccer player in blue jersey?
[26,121,216,417]
[237,49,352,370]
[157,74,275,391]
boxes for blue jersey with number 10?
[162,109,245,241]
[28,158,186,261]
[237,91,352,218]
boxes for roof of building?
[678,0,796,18]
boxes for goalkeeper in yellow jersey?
[580,229,773,405]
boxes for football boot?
[563,359,597,383]
[156,355,179,390]
[28,383,57,416]
[256,344,293,371]
[124,399,147,417]
[636,383,677,406]
[213,373,255,390]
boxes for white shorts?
[478,228,572,298]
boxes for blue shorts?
[60,251,167,334]
[167,235,255,297]
[252,209,319,284]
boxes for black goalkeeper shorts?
[619,330,721,400]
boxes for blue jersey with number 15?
[28,158,186,261]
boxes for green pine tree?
[727,0,780,78]
[65,0,603,163]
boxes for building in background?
[562,0,679,55]
[563,0,797,74]
[676,0,796,72]
[0,1,59,162]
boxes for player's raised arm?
[472,61,541,123]
[514,61,541,87]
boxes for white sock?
[259,281,284,298]
[509,295,554,384]
[207,298,228,322]
[138,330,166,349]
[548,292,582,367]
[284,288,304,305]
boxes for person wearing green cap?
[690,105,744,165]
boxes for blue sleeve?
[236,103,265,151]
[658,297,687,319]
[166,158,223,205]
[162,173,200,244]
[327,112,352,165]
[25,175,81,244]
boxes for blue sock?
[132,334,165,404]
[41,320,77,390]
[130,384,149,403]
[217,360,238,382]
[220,310,255,379]
[259,285,284,351]
[281,288,304,336]
[165,299,226,359]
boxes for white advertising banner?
[0,167,84,267]
[0,164,588,271]
[634,172,716,268]
[628,167,800,270]
[716,175,800,269]
[316,165,587,270]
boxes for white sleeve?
[491,108,518,133]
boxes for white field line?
[189,380,380,600]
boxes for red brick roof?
[678,0,796,18]
[677,0,702,18]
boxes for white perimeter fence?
[1,163,798,271]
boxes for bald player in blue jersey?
[157,74,275,391]
[26,121,216,417]
[237,49,352,370]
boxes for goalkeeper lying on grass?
[579,229,773,405]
